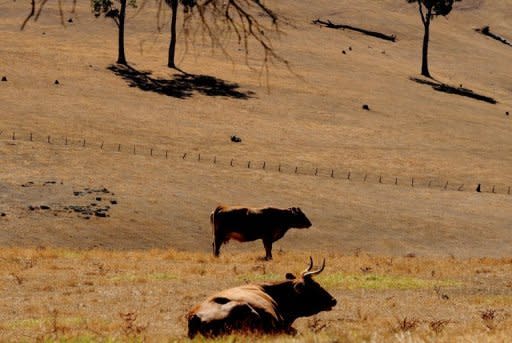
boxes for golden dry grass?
[1,248,511,342]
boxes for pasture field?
[0,0,511,341]
[1,248,511,342]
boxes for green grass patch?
[237,273,459,290]
[318,273,460,290]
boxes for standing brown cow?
[210,205,312,260]
[187,257,336,338]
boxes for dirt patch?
[4,180,117,221]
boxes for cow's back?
[187,284,281,337]
[213,206,285,238]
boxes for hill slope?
[0,0,511,256]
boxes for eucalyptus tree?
[92,0,138,65]
[407,0,460,78]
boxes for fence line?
[1,129,510,196]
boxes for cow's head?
[288,207,312,229]
[284,257,336,317]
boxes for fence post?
[278,164,281,172]
[12,132,15,140]
[65,137,68,145]
[262,161,266,169]
[492,185,495,193]
[247,161,251,168]
[363,174,368,182]
[411,178,414,187]
[198,153,201,161]
[315,168,318,176]
[213,156,216,164]
[295,166,298,174]
[230,159,233,167]
[166,150,168,159]
[82,139,85,147]
[48,136,51,144]
[118,144,121,152]
[395,177,398,185]
[30,133,33,141]
[508,186,510,195]
[331,169,334,178]
[443,181,448,190]
[347,171,351,180]
[100,142,104,149]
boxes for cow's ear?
[285,273,296,280]
[294,281,305,293]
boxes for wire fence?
[1,128,511,196]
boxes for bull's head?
[284,257,336,317]
[288,207,312,229]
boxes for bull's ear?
[294,281,305,293]
[285,273,296,280]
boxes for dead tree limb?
[475,26,512,47]
[313,19,396,42]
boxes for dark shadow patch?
[410,77,497,104]
[108,64,253,100]
[475,26,512,47]
[212,297,231,305]
[313,19,396,42]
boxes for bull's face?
[289,207,312,229]
[285,258,336,316]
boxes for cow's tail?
[211,206,222,257]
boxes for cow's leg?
[213,235,223,257]
[263,238,273,260]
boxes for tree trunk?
[421,11,431,78]
[117,0,127,65]
[167,0,178,68]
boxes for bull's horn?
[300,256,314,276]
[303,258,325,278]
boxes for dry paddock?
[1,248,511,342]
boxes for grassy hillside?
[0,0,511,257]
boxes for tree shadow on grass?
[410,77,497,104]
[108,64,253,100]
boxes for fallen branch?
[313,18,396,42]
[410,77,497,104]
[475,26,512,47]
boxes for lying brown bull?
[211,205,312,260]
[187,257,336,338]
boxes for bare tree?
[21,0,67,30]
[407,0,461,78]
[21,0,289,77]
[154,0,289,73]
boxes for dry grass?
[1,248,511,341]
